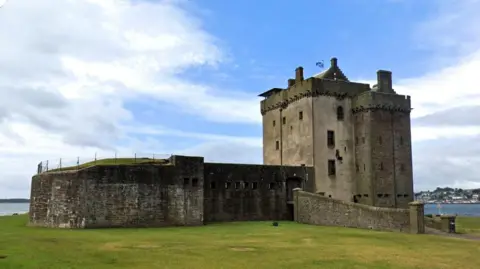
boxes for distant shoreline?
[0,199,30,203]
[424,202,480,205]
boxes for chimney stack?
[288,79,295,87]
[295,67,304,82]
[331,57,338,68]
[377,70,392,92]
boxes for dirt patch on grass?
[301,238,314,245]
[100,242,124,251]
[229,247,256,252]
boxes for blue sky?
[126,0,437,152]
[2,0,480,197]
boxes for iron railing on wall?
[36,153,173,174]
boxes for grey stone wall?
[294,190,411,233]
[29,170,85,228]
[29,155,204,228]
[203,163,314,222]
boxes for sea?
[0,203,479,217]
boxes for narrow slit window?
[328,160,336,176]
[327,130,335,147]
[337,106,344,120]
[282,117,286,124]
[299,111,303,120]
[275,140,280,150]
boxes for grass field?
[456,216,480,235]
[0,215,479,269]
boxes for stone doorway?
[286,177,302,202]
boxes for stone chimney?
[288,79,295,87]
[295,67,304,82]
[377,70,393,92]
[330,57,338,68]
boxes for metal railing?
[36,153,172,174]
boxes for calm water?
[0,203,479,217]
[424,203,480,216]
[0,203,29,216]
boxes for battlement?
[352,91,411,113]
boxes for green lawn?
[456,216,480,235]
[1,215,479,269]
[47,158,170,172]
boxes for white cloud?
[2,0,480,197]
[0,0,259,197]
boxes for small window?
[328,159,336,176]
[378,136,382,145]
[225,182,231,189]
[403,194,409,198]
[282,117,286,124]
[328,195,332,198]
[385,194,390,197]
[252,182,258,189]
[235,182,241,189]
[299,111,303,120]
[268,183,275,189]
[210,181,216,189]
[363,164,366,171]
[364,194,369,197]
[356,164,359,172]
[337,106,344,120]
[380,162,383,170]
[400,136,404,145]
[396,194,402,198]
[273,120,276,127]
[183,178,189,186]
[344,146,347,152]
[327,130,335,147]
[377,194,382,198]
[244,182,249,189]
[192,178,199,187]
[275,141,280,150]
[362,137,365,144]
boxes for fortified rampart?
[293,190,425,233]
[29,155,315,228]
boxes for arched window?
[337,106,344,120]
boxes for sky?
[1,0,480,198]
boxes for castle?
[260,58,413,208]
[28,58,415,230]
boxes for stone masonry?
[259,57,414,208]
[29,57,418,231]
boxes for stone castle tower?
[259,58,414,208]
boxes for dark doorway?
[286,203,294,221]
[286,177,302,202]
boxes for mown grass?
[47,158,169,172]
[0,215,479,269]
[456,216,480,235]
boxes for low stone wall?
[294,190,423,233]
[425,215,456,233]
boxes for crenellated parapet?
[351,91,412,114]
[260,78,370,115]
